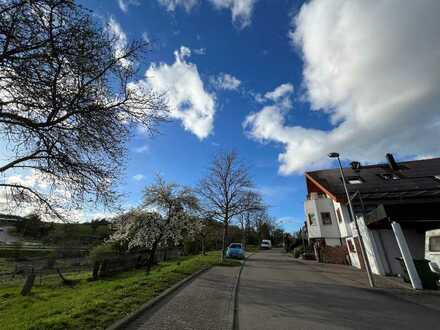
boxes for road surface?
[237,249,440,329]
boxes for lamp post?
[328,152,375,288]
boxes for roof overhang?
[305,172,344,202]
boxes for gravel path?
[125,265,240,330]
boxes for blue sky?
[75,0,311,232]
[74,0,440,232]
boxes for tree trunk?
[201,236,206,256]
[147,241,159,273]
[221,219,229,263]
[56,268,76,286]
[92,261,101,280]
[21,269,35,296]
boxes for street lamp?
[328,152,375,288]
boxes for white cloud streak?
[107,17,131,68]
[133,174,145,181]
[133,145,149,153]
[246,0,440,174]
[158,0,198,12]
[210,73,241,91]
[117,0,140,13]
[209,0,257,29]
[157,0,257,28]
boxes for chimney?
[351,161,361,171]
[386,153,399,171]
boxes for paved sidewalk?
[125,265,240,330]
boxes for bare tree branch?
[0,0,168,219]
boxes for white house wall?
[304,199,321,239]
[332,201,353,238]
[305,197,341,241]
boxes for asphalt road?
[237,249,440,330]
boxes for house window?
[321,212,332,225]
[429,236,440,252]
[308,213,316,226]
[336,209,343,223]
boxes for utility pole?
[328,152,375,288]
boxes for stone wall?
[320,244,350,265]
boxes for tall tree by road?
[237,192,265,248]
[198,151,262,262]
[0,0,166,219]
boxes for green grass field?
[0,252,225,330]
[0,258,14,273]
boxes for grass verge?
[0,252,222,330]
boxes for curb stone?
[232,253,254,330]
[106,266,212,330]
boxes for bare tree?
[237,192,264,248]
[0,0,167,219]
[252,210,274,244]
[198,151,261,262]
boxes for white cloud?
[142,32,151,44]
[130,46,215,139]
[209,0,257,29]
[210,73,241,91]
[193,48,206,55]
[133,145,149,153]
[0,170,75,220]
[117,0,140,13]
[107,17,131,68]
[133,174,145,181]
[157,0,257,28]
[246,0,440,174]
[264,83,293,102]
[158,0,198,12]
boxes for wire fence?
[0,256,92,287]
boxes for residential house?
[304,154,440,289]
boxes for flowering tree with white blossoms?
[110,177,202,271]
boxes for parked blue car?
[226,243,245,259]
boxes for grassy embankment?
[0,251,236,330]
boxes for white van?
[425,229,440,266]
[260,239,272,250]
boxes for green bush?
[293,245,305,258]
